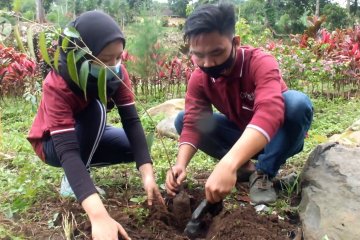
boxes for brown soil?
[0,172,301,240]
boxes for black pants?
[43,100,134,168]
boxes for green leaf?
[13,24,26,53]
[146,131,155,152]
[79,60,89,99]
[75,49,87,62]
[53,47,60,72]
[98,68,107,105]
[26,27,36,60]
[39,32,52,68]
[63,26,80,39]
[61,37,69,52]
[67,50,79,86]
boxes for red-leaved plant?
[0,44,36,96]
[267,23,360,99]
[121,49,195,99]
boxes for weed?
[62,211,75,240]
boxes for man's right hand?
[165,165,187,196]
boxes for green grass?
[1,96,360,230]
[286,98,360,168]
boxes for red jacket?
[27,65,134,160]
[180,46,288,148]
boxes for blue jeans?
[43,100,134,168]
[174,90,313,177]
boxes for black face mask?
[199,43,236,79]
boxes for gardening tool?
[184,199,223,239]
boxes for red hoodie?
[180,46,288,148]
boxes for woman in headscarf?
[28,11,163,239]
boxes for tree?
[323,3,350,30]
[127,0,152,12]
[316,0,320,16]
[0,0,12,10]
[168,0,189,17]
[350,0,358,15]
[36,0,46,23]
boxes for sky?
[331,0,346,7]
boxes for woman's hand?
[90,212,131,240]
[139,163,164,206]
[82,193,131,240]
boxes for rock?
[328,118,360,147]
[299,142,360,240]
[146,98,184,118]
[145,99,185,139]
[156,114,179,139]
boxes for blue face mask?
[89,61,121,80]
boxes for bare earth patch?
[0,172,300,239]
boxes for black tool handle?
[191,199,223,221]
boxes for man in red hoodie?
[165,3,313,205]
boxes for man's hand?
[165,164,187,196]
[205,159,237,203]
[139,163,164,206]
[205,127,268,203]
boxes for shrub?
[0,44,37,97]
[267,26,360,99]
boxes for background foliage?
[1,0,360,237]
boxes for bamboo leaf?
[75,49,87,62]
[61,37,69,52]
[26,27,36,60]
[67,50,79,86]
[13,24,26,53]
[63,26,80,39]
[39,31,52,68]
[79,60,89,99]
[98,68,107,105]
[53,47,60,72]
[146,131,155,152]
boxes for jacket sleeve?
[179,70,213,148]
[247,53,285,141]
[118,104,152,169]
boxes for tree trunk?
[315,0,320,17]
[347,0,351,13]
[355,0,358,15]
[36,0,46,23]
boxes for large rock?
[146,98,184,118]
[299,142,360,240]
[145,99,185,139]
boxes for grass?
[1,96,360,237]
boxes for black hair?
[184,3,236,42]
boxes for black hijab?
[58,11,126,98]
